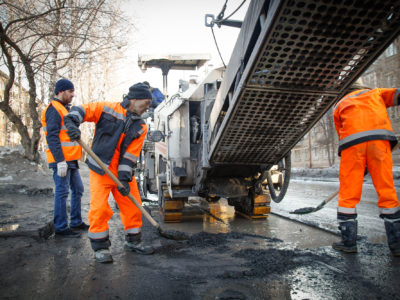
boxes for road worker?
[142,81,165,109]
[63,82,154,263]
[332,81,400,256]
[41,79,87,238]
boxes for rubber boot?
[384,220,400,257]
[332,220,358,253]
[90,237,113,263]
[124,232,154,255]
[95,249,113,263]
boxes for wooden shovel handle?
[77,139,159,229]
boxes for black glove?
[117,181,130,196]
[64,116,81,141]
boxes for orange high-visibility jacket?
[41,100,82,163]
[333,88,400,155]
[66,101,147,182]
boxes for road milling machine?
[139,0,400,222]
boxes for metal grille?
[210,0,400,165]
[214,89,336,164]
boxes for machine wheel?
[263,152,291,203]
[206,195,220,203]
[159,184,185,223]
[230,190,271,219]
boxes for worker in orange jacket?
[333,82,400,256]
[42,79,87,238]
[64,83,153,263]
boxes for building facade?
[292,36,400,168]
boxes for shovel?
[77,139,189,240]
[290,189,338,214]
[290,143,400,215]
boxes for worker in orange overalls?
[63,83,153,263]
[332,81,400,256]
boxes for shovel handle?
[324,189,339,204]
[77,139,159,229]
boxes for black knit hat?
[54,79,74,95]
[126,83,152,100]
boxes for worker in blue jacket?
[41,79,88,237]
[143,81,165,109]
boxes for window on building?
[313,147,319,159]
[295,150,301,162]
[385,43,397,57]
[386,73,397,87]
[363,73,378,88]
[304,150,309,161]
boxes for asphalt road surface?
[0,154,399,299]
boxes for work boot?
[55,228,81,238]
[124,232,154,255]
[384,219,400,257]
[90,236,112,263]
[332,220,358,253]
[70,222,90,231]
[95,249,113,263]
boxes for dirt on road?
[1,148,400,299]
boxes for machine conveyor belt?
[209,0,400,166]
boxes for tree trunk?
[0,24,40,162]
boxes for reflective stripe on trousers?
[88,169,142,239]
[338,140,399,214]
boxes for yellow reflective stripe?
[338,207,356,214]
[339,129,395,145]
[125,228,141,234]
[69,110,83,123]
[87,155,109,169]
[103,106,126,121]
[42,126,67,133]
[123,152,138,162]
[334,89,370,111]
[379,206,400,215]
[118,164,132,172]
[60,141,79,147]
[88,229,109,239]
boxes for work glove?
[64,116,81,141]
[117,181,130,196]
[57,161,68,177]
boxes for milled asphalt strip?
[316,261,346,274]
[0,221,54,240]
[270,211,341,236]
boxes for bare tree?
[314,107,337,166]
[0,0,129,161]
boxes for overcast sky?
[117,0,249,96]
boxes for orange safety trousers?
[88,169,142,236]
[339,140,399,213]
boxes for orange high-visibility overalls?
[67,101,147,239]
[333,88,400,217]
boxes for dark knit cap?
[54,79,74,95]
[126,83,152,100]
